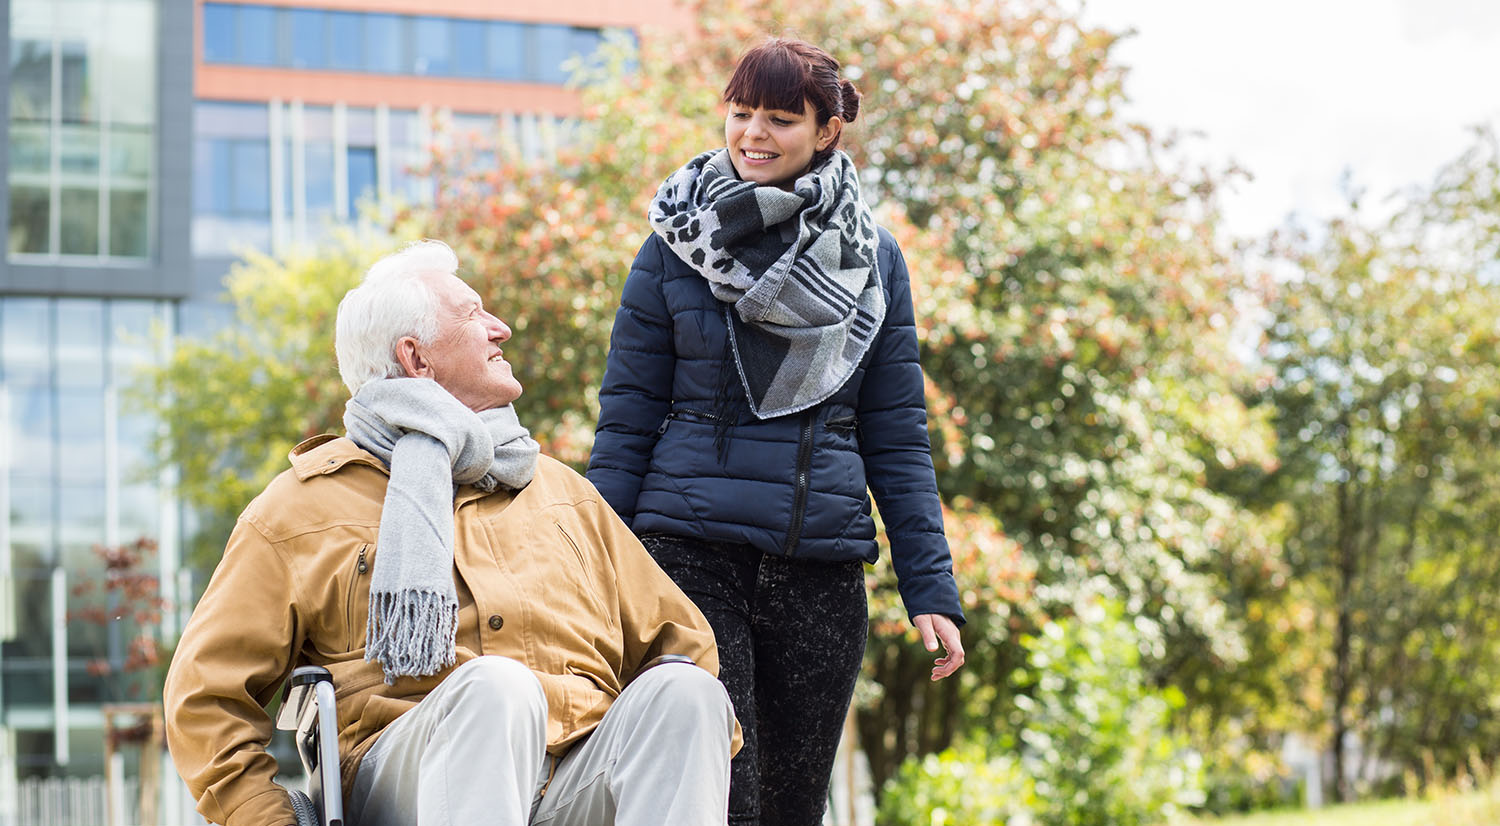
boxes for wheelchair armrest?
[636,653,696,678]
[276,666,333,732]
[275,665,344,826]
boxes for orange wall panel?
[192,0,695,111]
[193,0,692,30]
[196,65,583,114]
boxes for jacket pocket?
[826,414,859,436]
[555,523,609,618]
[344,543,371,651]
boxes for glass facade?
[201,4,609,84]
[0,297,179,778]
[192,101,565,257]
[7,0,156,261]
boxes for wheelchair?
[270,654,695,825]
[275,666,345,826]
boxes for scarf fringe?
[365,590,459,685]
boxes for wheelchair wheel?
[289,789,319,826]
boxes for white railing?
[19,776,119,826]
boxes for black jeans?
[642,535,868,826]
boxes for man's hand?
[913,614,965,681]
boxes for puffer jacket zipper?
[658,408,723,434]
[782,412,815,555]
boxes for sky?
[1080,0,1500,239]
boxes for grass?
[1180,781,1500,826]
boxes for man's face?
[413,271,523,412]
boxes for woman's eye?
[772,118,791,126]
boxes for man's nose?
[486,313,511,342]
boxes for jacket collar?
[289,434,390,481]
[288,434,510,507]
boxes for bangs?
[723,46,811,114]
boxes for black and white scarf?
[343,377,539,683]
[648,149,885,419]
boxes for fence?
[19,776,123,826]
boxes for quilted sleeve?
[856,230,965,624]
[586,235,677,525]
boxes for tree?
[1256,129,1500,799]
[145,0,1284,801]
[136,233,378,564]
[653,0,1280,788]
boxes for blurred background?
[4,1,1500,824]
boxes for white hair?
[335,240,458,396]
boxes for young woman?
[587,37,965,826]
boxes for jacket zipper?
[782,412,815,555]
[346,543,370,651]
[658,409,724,434]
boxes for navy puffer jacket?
[587,228,963,623]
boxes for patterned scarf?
[649,149,885,419]
[343,377,540,683]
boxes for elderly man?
[164,240,737,826]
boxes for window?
[452,19,485,78]
[59,189,100,255]
[303,106,336,225]
[8,189,49,255]
[8,0,154,261]
[0,297,174,759]
[202,3,235,62]
[530,24,572,84]
[289,9,327,70]
[365,14,404,73]
[109,190,150,259]
[413,17,449,76]
[9,39,52,121]
[388,108,429,206]
[238,6,277,66]
[328,12,364,71]
[486,22,525,80]
[194,102,272,252]
[193,4,610,84]
[195,138,269,217]
[347,147,377,218]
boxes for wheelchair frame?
[275,665,345,826]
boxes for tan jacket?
[165,435,731,826]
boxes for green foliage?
[408,31,723,466]
[878,601,1205,826]
[878,744,1034,826]
[1253,128,1500,797]
[680,0,1280,791]
[145,0,1287,806]
[134,232,386,564]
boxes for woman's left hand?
[913,614,965,681]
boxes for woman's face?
[725,98,841,190]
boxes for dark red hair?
[723,38,861,167]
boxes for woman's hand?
[913,613,965,680]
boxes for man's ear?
[394,336,430,378]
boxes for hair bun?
[839,78,862,122]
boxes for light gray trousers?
[346,655,734,826]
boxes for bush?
[878,601,1204,826]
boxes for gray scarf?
[343,377,539,683]
[649,149,885,419]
